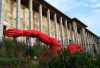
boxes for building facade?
[0,0,100,55]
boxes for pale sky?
[45,0,100,36]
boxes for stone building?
[0,0,99,55]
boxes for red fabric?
[66,44,84,54]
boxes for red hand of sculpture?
[5,28,39,38]
[5,29,23,38]
[66,44,84,54]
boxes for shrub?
[0,39,47,68]
[48,51,100,68]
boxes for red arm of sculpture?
[5,29,84,55]
[5,29,61,49]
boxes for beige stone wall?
[61,24,65,45]
[21,6,29,29]
[56,23,60,40]
[77,34,82,46]
[3,0,27,42]
[3,0,29,29]
[42,16,48,34]
[3,0,65,43]
[33,12,39,31]
[3,0,14,28]
[50,20,56,38]
[67,30,71,44]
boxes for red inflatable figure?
[5,28,84,56]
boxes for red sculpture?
[5,28,84,56]
[66,44,84,54]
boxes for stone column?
[60,17,64,46]
[0,0,3,41]
[47,9,51,36]
[39,4,43,46]
[86,32,90,54]
[82,28,87,49]
[16,0,21,41]
[85,31,90,53]
[29,0,33,29]
[16,0,21,29]
[72,23,75,43]
[72,21,78,44]
[69,23,73,43]
[65,20,69,46]
[88,33,93,55]
[54,13,58,39]
[90,34,94,56]
[28,0,33,46]
[92,35,98,55]
[95,37,100,55]
[91,34,94,45]
[39,4,42,32]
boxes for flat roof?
[72,18,87,27]
[42,0,71,20]
[85,28,99,38]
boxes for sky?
[45,0,100,36]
